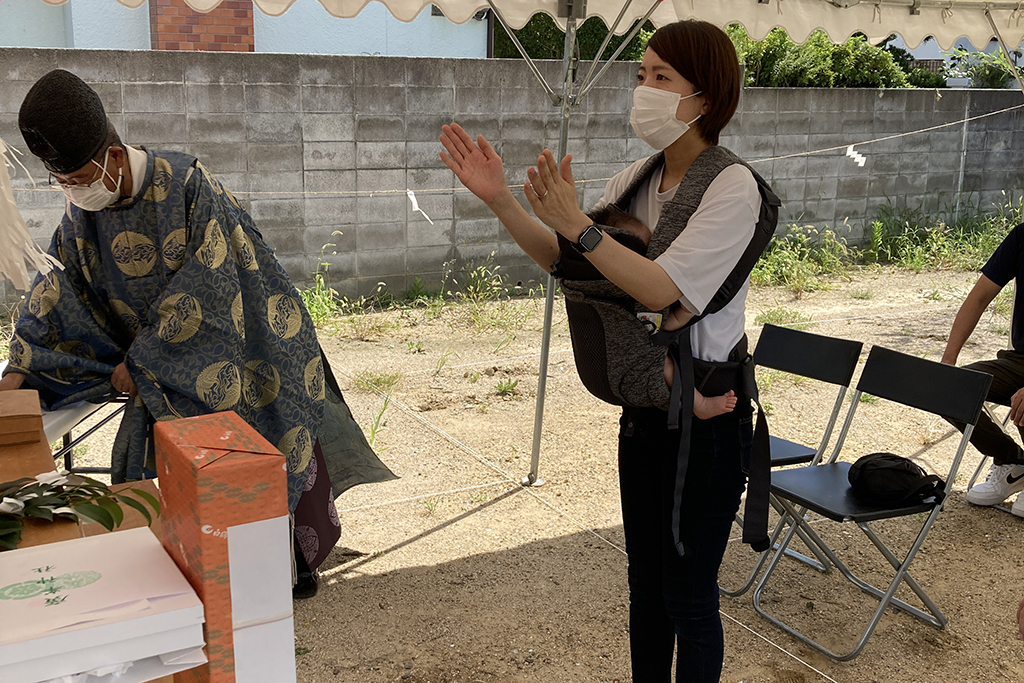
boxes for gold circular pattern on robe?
[225,188,240,208]
[75,237,101,284]
[144,157,173,203]
[243,360,281,408]
[111,232,158,278]
[267,295,303,339]
[28,272,60,318]
[279,426,313,474]
[109,299,143,336]
[196,361,241,412]
[196,219,228,270]
[304,356,325,401]
[157,293,203,344]
[162,229,187,271]
[230,225,259,272]
[231,292,245,338]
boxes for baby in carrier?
[594,205,736,420]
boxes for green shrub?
[728,26,910,88]
[947,47,1017,88]
[907,68,946,88]
[493,13,653,61]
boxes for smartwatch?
[572,225,604,253]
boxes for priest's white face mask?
[58,148,122,211]
[629,86,703,150]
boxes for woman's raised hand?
[439,123,508,205]
[525,149,590,238]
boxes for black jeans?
[618,403,751,683]
[946,350,1024,466]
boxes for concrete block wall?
[3,47,1024,305]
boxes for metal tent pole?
[486,0,656,487]
[522,14,580,487]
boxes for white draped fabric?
[33,0,1024,50]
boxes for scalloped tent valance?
[33,0,1024,50]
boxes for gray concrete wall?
[3,48,1024,305]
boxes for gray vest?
[559,146,771,410]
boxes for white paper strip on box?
[0,527,205,683]
[227,515,296,683]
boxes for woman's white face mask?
[629,86,703,150]
[60,149,122,211]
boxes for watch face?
[579,226,603,252]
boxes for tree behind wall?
[493,14,653,61]
[727,25,912,88]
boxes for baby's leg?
[693,389,737,420]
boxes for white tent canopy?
[34,0,1024,49]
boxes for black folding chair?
[752,345,992,661]
[719,324,863,597]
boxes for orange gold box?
[154,411,292,683]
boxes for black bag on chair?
[848,452,945,505]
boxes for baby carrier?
[552,146,780,555]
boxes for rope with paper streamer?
[0,136,62,291]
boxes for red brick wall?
[150,0,254,52]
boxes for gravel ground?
[51,268,1024,683]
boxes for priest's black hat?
[19,69,109,175]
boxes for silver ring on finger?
[538,189,548,198]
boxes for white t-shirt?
[594,156,761,362]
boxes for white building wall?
[0,0,69,47]
[253,0,488,58]
[0,0,149,49]
[64,0,150,50]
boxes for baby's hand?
[662,306,694,332]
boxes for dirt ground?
[69,268,1024,682]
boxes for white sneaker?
[966,463,1024,506]
[1012,494,1024,518]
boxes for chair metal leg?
[52,403,125,475]
[720,496,830,598]
[753,497,947,661]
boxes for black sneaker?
[293,570,319,600]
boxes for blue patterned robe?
[7,149,325,511]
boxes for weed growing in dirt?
[864,192,1023,272]
[493,333,515,354]
[850,288,874,300]
[752,225,851,296]
[345,313,400,341]
[750,193,1023,295]
[435,349,456,375]
[991,286,1014,318]
[302,272,340,326]
[754,307,814,330]
[299,232,345,324]
[755,368,784,392]
[354,371,402,393]
[495,378,520,396]
[422,497,439,515]
[368,391,392,449]
[407,341,425,354]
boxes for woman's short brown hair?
[646,21,741,145]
